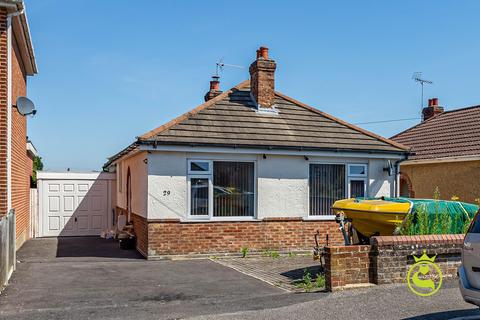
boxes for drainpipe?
[6,8,23,211]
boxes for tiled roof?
[391,105,480,160]
[105,81,408,168]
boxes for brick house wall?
[11,30,30,248]
[0,8,8,218]
[0,7,34,249]
[401,161,480,203]
[140,218,343,259]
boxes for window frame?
[187,159,212,175]
[347,164,368,177]
[307,162,368,220]
[347,177,368,198]
[187,174,213,220]
[186,159,257,221]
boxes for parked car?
[459,210,480,306]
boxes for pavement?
[0,237,479,320]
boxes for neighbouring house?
[392,98,480,203]
[0,0,38,249]
[104,47,409,258]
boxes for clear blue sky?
[26,0,480,171]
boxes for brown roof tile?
[391,105,480,160]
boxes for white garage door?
[38,172,115,237]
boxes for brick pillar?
[325,245,374,291]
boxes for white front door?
[41,179,108,237]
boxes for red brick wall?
[0,9,7,218]
[131,212,148,257]
[146,218,343,258]
[11,31,30,243]
[324,245,373,291]
[0,9,32,248]
[324,235,464,291]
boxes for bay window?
[188,160,255,219]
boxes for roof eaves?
[274,91,410,153]
[139,80,250,140]
[102,142,139,170]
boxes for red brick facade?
[0,7,34,248]
[11,27,30,245]
[0,8,8,218]
[127,215,343,258]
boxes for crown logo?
[413,250,436,263]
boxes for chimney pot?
[259,47,269,59]
[204,76,222,102]
[256,49,261,59]
[422,97,444,121]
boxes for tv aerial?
[412,72,433,110]
[15,96,36,116]
[215,58,244,77]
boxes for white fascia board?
[138,144,406,160]
[37,171,116,180]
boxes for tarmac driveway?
[0,237,322,320]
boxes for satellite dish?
[383,160,394,176]
[16,96,36,116]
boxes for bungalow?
[104,47,409,258]
[392,98,480,203]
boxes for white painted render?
[115,151,148,218]
[139,150,399,221]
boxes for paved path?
[214,255,324,292]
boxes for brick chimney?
[204,76,222,101]
[249,46,276,109]
[422,97,444,121]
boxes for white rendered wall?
[147,151,398,221]
[116,151,148,218]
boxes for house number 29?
[163,190,171,196]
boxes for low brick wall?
[372,235,463,285]
[325,234,464,291]
[325,245,373,291]
[146,218,343,258]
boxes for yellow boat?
[332,198,412,237]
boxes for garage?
[37,172,116,237]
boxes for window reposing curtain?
[309,164,346,216]
[213,162,254,217]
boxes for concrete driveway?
[0,237,323,320]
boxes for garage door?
[38,172,115,237]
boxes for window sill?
[183,217,260,223]
[303,215,336,221]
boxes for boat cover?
[357,197,479,234]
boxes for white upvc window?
[309,163,368,218]
[347,164,368,198]
[187,160,256,220]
